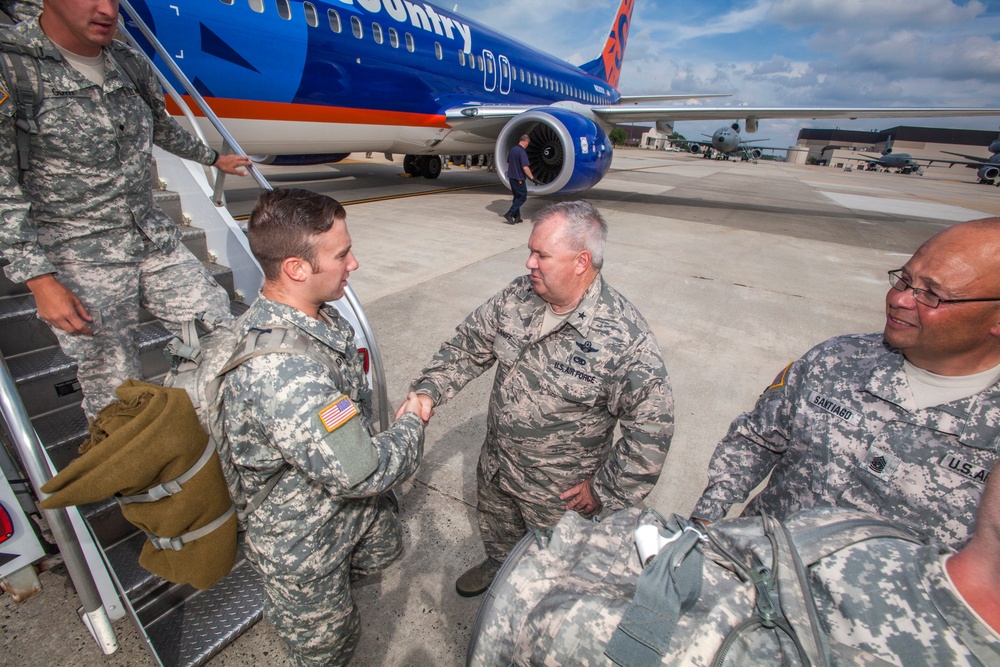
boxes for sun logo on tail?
[600,0,634,89]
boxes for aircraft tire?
[422,156,442,179]
[403,155,420,176]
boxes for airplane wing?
[939,150,991,166]
[617,94,731,104]
[446,104,1000,125]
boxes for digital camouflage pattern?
[223,295,424,667]
[0,18,217,283]
[469,506,1000,666]
[53,244,231,417]
[412,274,673,562]
[0,17,229,416]
[0,0,40,22]
[693,333,999,548]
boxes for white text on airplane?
[337,0,473,53]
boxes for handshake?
[395,391,435,425]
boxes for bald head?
[916,217,1000,293]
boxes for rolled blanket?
[40,379,236,589]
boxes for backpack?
[0,20,154,182]
[157,310,345,534]
[467,507,923,667]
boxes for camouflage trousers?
[262,500,404,667]
[477,464,570,567]
[49,242,232,418]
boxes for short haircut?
[520,134,530,143]
[533,200,608,270]
[247,188,346,281]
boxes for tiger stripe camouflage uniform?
[412,273,673,566]
[223,295,424,667]
[693,333,999,548]
[0,17,231,416]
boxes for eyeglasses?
[888,269,1000,309]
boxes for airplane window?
[303,2,317,26]
[249,0,264,13]
[328,9,341,33]
[389,27,399,48]
[458,50,465,66]
[220,0,233,4]
[351,16,362,38]
[477,55,484,70]
[510,65,516,79]
[275,0,290,19]
[469,56,475,70]
[435,42,442,60]
[373,23,383,44]
[405,33,414,52]
[487,59,493,74]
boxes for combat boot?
[456,558,500,597]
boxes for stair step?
[139,558,264,667]
[154,190,185,228]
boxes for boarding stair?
[0,3,390,665]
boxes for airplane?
[938,129,1000,184]
[673,123,799,163]
[119,0,1000,197]
[849,136,929,175]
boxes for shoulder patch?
[767,362,793,391]
[0,89,8,106]
[317,394,358,432]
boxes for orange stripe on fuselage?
[165,96,449,128]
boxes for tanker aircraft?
[120,0,1000,196]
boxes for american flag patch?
[318,395,358,432]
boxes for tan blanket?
[40,379,236,589]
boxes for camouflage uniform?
[412,274,673,565]
[0,18,231,416]
[223,295,424,667]
[693,333,999,547]
[0,0,40,22]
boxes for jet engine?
[748,148,762,160]
[978,164,999,182]
[688,143,703,154]
[495,107,613,195]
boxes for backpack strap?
[605,511,707,667]
[107,40,155,110]
[116,439,218,505]
[145,504,237,552]
[0,31,58,182]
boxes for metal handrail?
[0,355,117,654]
[117,1,390,431]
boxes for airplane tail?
[579,0,635,89]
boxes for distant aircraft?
[938,129,1000,184]
[121,0,1000,196]
[851,136,928,175]
[675,123,795,162]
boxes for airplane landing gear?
[402,155,443,179]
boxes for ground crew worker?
[502,134,535,224]
[693,217,1000,548]
[400,200,674,596]
[224,188,425,666]
[0,0,252,417]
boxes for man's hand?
[560,478,600,515]
[213,153,253,176]
[27,274,94,335]
[395,391,435,424]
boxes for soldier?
[0,0,41,22]
[693,217,1000,548]
[399,200,674,597]
[0,0,252,417]
[224,188,425,666]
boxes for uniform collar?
[517,273,604,338]
[253,294,351,355]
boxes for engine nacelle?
[689,143,703,154]
[745,117,758,134]
[749,148,762,160]
[495,108,613,195]
[249,153,351,166]
[979,165,999,181]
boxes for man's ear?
[281,256,310,283]
[575,250,592,275]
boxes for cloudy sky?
[451,0,1000,150]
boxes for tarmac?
[4,149,1000,666]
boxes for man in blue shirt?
[503,134,536,225]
